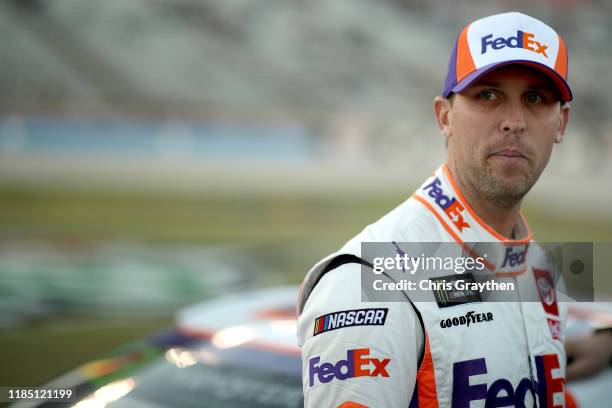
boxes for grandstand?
[0,0,610,212]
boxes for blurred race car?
[9,287,612,408]
[10,286,303,408]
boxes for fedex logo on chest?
[481,31,549,58]
[502,245,528,268]
[453,354,564,407]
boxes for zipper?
[515,275,538,407]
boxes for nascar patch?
[313,308,388,336]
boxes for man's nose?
[500,100,527,134]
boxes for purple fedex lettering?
[502,246,528,268]
[309,348,390,387]
[451,355,564,408]
[452,359,487,406]
[482,32,523,54]
[423,178,470,232]
[482,31,548,57]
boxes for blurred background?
[1,0,611,392]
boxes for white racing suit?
[297,164,568,408]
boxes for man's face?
[437,65,570,206]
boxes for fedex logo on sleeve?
[309,348,390,387]
[481,31,549,58]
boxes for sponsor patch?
[547,318,562,340]
[422,177,470,232]
[313,308,388,336]
[440,310,494,329]
[453,354,564,406]
[481,31,549,58]
[501,244,529,268]
[533,268,559,317]
[430,273,481,308]
[309,348,390,387]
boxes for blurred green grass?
[1,186,610,243]
[0,187,403,244]
[0,186,610,389]
[1,186,611,285]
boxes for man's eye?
[525,93,544,104]
[477,90,497,100]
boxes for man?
[297,12,577,407]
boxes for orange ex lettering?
[444,200,470,232]
[481,31,549,58]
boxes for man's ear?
[554,103,570,144]
[433,96,452,139]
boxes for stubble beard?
[466,161,538,210]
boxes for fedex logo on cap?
[481,31,549,58]
[309,348,390,387]
[444,12,572,102]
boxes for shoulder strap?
[314,254,426,368]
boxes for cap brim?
[448,60,573,102]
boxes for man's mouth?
[490,149,527,159]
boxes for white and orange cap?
[443,12,572,102]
